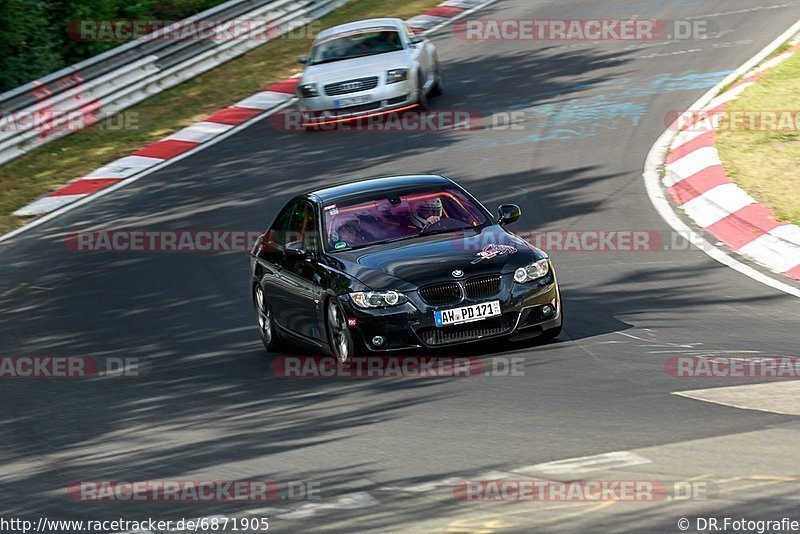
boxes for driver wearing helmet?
[410,197,443,229]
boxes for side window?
[285,201,318,254]
[266,201,300,249]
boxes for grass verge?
[716,47,800,226]
[0,0,442,234]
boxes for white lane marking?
[771,224,800,247]
[739,232,800,274]
[111,447,650,532]
[648,350,762,354]
[441,0,490,7]
[234,91,293,110]
[12,194,86,216]
[407,14,450,30]
[749,50,798,75]
[165,121,233,143]
[0,99,295,245]
[380,477,465,493]
[1,0,502,246]
[84,155,164,179]
[277,492,379,519]
[512,451,652,476]
[382,452,652,495]
[674,381,800,416]
[643,18,800,298]
[664,146,722,186]
[671,127,713,151]
[616,331,701,349]
[704,82,752,109]
[682,183,755,228]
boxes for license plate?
[334,96,371,108]
[434,301,502,327]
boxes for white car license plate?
[334,96,371,108]
[434,301,502,327]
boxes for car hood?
[301,51,411,85]
[329,226,545,291]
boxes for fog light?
[372,336,386,347]
[542,305,553,317]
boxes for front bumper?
[298,79,418,124]
[339,272,561,352]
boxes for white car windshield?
[308,30,404,65]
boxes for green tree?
[0,0,62,92]
[0,0,229,93]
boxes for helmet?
[411,197,443,228]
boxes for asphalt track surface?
[2,1,800,532]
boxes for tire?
[326,298,355,365]
[430,61,444,96]
[416,70,430,110]
[254,284,283,352]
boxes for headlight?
[299,83,319,98]
[350,291,408,309]
[514,259,550,283]
[386,69,409,84]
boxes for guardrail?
[0,0,348,166]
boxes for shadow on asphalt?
[0,40,794,529]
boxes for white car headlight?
[514,259,550,283]
[386,69,409,84]
[350,291,408,308]
[299,83,319,98]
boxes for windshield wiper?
[418,226,470,237]
[310,51,390,66]
[309,58,345,65]
[334,234,419,252]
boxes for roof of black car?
[309,175,453,203]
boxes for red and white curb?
[11,79,298,217]
[644,20,800,298]
[8,0,497,223]
[664,37,800,281]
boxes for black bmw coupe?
[250,175,562,364]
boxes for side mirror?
[410,35,424,45]
[298,55,309,64]
[497,204,521,226]
[285,241,308,258]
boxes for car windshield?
[308,30,404,65]
[324,187,490,251]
